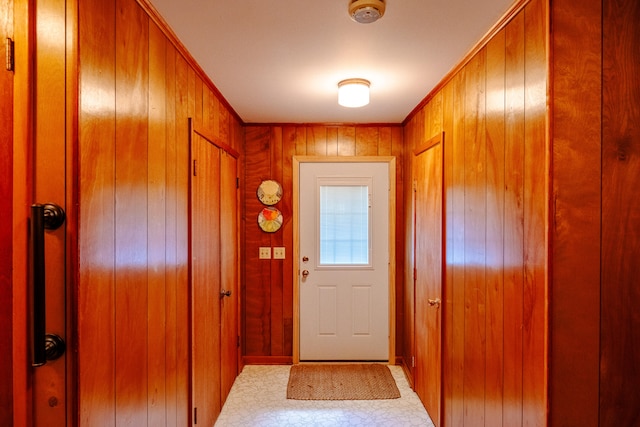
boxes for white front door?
[299,161,390,361]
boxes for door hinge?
[193,407,197,424]
[236,177,240,189]
[237,335,241,348]
[412,356,416,368]
[193,159,197,176]
[413,267,417,281]
[5,38,14,72]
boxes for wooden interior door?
[413,135,443,426]
[32,0,74,424]
[220,151,238,401]
[190,130,222,425]
[1,1,15,424]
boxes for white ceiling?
[148,0,515,124]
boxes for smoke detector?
[349,0,386,24]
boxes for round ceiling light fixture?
[349,0,386,24]
[338,78,370,108]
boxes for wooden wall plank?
[281,128,296,356]
[522,0,548,424]
[148,20,167,426]
[337,127,356,156]
[484,27,506,427]
[503,9,525,426]
[78,0,116,422]
[307,126,327,156]
[462,49,487,426]
[402,119,416,376]
[600,0,640,424]
[391,126,405,358]
[355,127,379,156]
[326,127,338,156]
[449,69,466,427]
[164,40,179,427]
[174,52,190,425]
[441,78,455,427]
[114,0,149,424]
[270,127,285,355]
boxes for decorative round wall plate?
[257,180,283,205]
[258,207,283,233]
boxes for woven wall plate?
[257,179,283,205]
[258,207,283,233]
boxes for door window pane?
[319,184,370,265]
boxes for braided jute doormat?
[286,364,401,400]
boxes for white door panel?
[299,162,389,360]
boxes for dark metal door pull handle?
[30,203,66,367]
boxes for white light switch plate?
[273,247,285,259]
[259,247,271,259]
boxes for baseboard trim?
[242,355,293,365]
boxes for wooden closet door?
[413,135,444,427]
[190,130,222,425]
[220,151,238,402]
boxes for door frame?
[292,156,396,364]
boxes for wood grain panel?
[600,0,640,424]
[449,69,466,427]
[462,49,487,426]
[440,78,454,427]
[78,0,116,423]
[269,127,285,355]
[522,0,547,424]
[503,10,525,427]
[147,20,167,426]
[164,40,179,427]
[307,126,327,156]
[114,0,149,424]
[355,127,379,156]
[337,127,356,156]
[391,126,405,358]
[281,128,296,356]
[174,52,190,426]
[484,28,506,427]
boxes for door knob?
[301,270,309,278]
[220,289,231,298]
[428,298,441,307]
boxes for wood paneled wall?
[551,0,640,425]
[77,0,241,424]
[403,0,548,425]
[242,125,403,361]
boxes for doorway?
[293,157,396,363]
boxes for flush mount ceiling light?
[338,78,370,108]
[349,0,386,24]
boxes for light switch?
[273,247,285,259]
[259,247,271,259]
